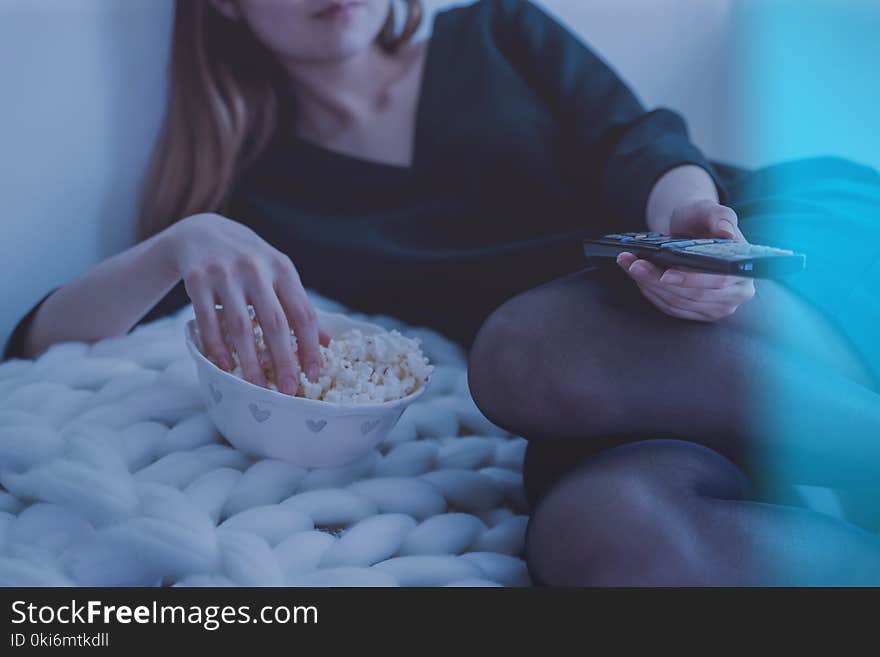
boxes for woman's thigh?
[491,261,874,393]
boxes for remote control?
[583,232,805,278]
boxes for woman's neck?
[281,42,420,139]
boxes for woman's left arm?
[490,0,754,321]
[618,164,755,322]
[489,0,729,231]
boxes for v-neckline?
[283,10,448,174]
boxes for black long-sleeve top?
[3,0,729,360]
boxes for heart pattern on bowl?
[249,403,271,423]
[360,418,382,435]
[208,382,222,404]
[306,419,327,433]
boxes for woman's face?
[212,0,393,63]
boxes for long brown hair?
[137,0,423,241]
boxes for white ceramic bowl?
[184,309,430,468]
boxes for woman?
[5,0,880,585]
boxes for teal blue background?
[731,0,880,171]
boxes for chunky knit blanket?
[0,292,531,587]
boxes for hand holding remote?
[617,200,757,322]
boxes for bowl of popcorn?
[184,306,433,468]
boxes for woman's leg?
[468,263,880,585]
[522,438,880,586]
[469,157,880,585]
[468,265,880,493]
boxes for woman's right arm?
[17,213,325,396]
[20,224,180,361]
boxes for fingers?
[175,221,326,390]
[249,284,301,396]
[215,277,267,388]
[617,253,664,283]
[319,328,332,348]
[618,252,747,290]
[646,276,755,305]
[184,270,232,371]
[671,200,747,243]
[658,267,745,290]
[273,267,323,383]
[617,252,755,321]
[712,205,745,243]
[638,285,717,322]
[638,281,744,319]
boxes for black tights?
[467,265,880,586]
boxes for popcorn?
[215,306,433,405]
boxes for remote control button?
[661,240,695,249]
[685,244,750,256]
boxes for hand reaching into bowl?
[166,213,330,394]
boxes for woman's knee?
[467,293,542,427]
[467,274,633,438]
[523,439,753,586]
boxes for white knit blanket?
[0,292,531,587]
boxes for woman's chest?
[417,54,585,217]
[235,42,595,242]
[312,113,416,170]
